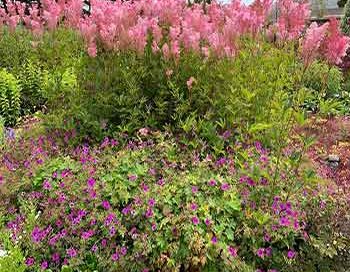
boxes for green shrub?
[17,60,46,115]
[341,0,350,34]
[213,42,304,146]
[302,61,345,114]
[0,27,36,74]
[35,27,84,73]
[42,40,304,147]
[0,69,21,126]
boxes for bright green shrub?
[36,27,85,73]
[213,42,303,146]
[17,61,46,115]
[302,61,345,114]
[0,27,36,74]
[0,69,21,126]
[42,40,304,147]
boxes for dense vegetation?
[0,0,350,271]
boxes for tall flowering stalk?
[0,0,348,65]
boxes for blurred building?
[310,0,343,20]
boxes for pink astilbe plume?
[272,0,310,41]
[300,22,329,66]
[321,18,350,65]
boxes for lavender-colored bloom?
[205,218,211,226]
[101,239,107,247]
[109,226,116,237]
[128,174,138,181]
[111,252,120,261]
[157,178,165,186]
[265,247,272,257]
[52,252,60,263]
[5,128,15,140]
[216,157,227,167]
[148,198,156,207]
[87,177,96,188]
[43,180,51,190]
[256,248,265,258]
[102,200,111,210]
[148,168,156,176]
[211,236,217,244]
[222,130,231,140]
[25,257,35,266]
[145,208,153,218]
[67,248,77,258]
[264,233,271,242]
[228,246,238,257]
[32,226,42,243]
[91,244,98,253]
[279,216,290,227]
[287,250,296,259]
[190,203,198,211]
[141,183,149,192]
[246,177,255,186]
[120,246,127,256]
[82,230,94,240]
[122,206,131,215]
[260,177,268,185]
[151,223,157,231]
[41,261,48,269]
[192,216,199,225]
[221,183,230,191]
[191,186,198,194]
[208,179,217,186]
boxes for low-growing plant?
[0,129,348,272]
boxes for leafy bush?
[302,61,345,114]
[0,130,348,271]
[0,27,36,75]
[341,0,350,35]
[0,69,21,126]
[17,60,46,115]
[43,41,304,147]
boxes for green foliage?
[0,230,26,272]
[341,0,350,34]
[338,0,347,7]
[41,40,305,148]
[17,60,46,115]
[75,49,218,138]
[0,117,4,148]
[302,61,345,114]
[0,130,348,271]
[0,27,36,75]
[36,27,84,73]
[0,69,21,126]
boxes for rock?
[328,154,340,162]
[327,154,340,169]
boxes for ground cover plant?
[0,126,349,271]
[0,0,350,271]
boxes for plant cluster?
[0,128,349,271]
[0,0,348,64]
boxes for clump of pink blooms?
[0,0,348,65]
[300,18,350,66]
